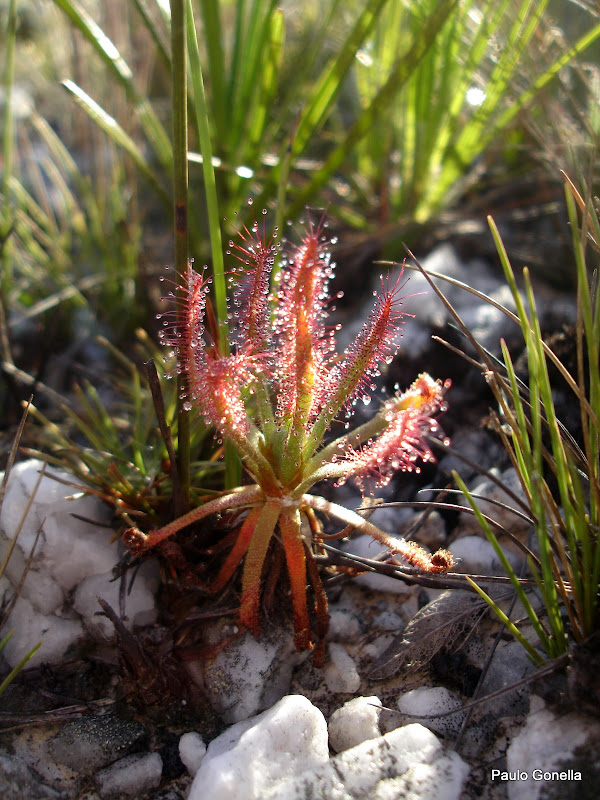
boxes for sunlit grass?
[3,0,599,346]
[394,177,600,660]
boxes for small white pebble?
[398,687,465,739]
[372,611,405,632]
[188,695,329,800]
[328,696,382,753]
[449,536,522,576]
[342,535,412,595]
[328,608,362,642]
[73,561,158,640]
[95,752,162,799]
[324,643,361,694]
[179,732,207,777]
[362,633,395,661]
[2,594,83,669]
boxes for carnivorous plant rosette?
[123,218,453,659]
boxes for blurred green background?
[1,0,599,417]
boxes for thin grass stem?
[1,0,17,295]
[171,0,190,510]
[186,0,240,490]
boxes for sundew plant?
[123,217,453,660]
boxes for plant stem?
[1,0,17,296]
[171,0,190,511]
[186,0,240,489]
[185,0,227,331]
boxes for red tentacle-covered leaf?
[190,351,256,443]
[157,264,211,380]
[229,219,277,353]
[279,507,312,652]
[338,374,450,494]
[238,500,281,635]
[122,486,264,555]
[210,506,264,593]
[155,263,254,445]
[325,271,410,416]
[274,221,337,426]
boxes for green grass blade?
[498,341,534,487]
[492,20,600,144]
[61,80,170,206]
[448,0,550,163]
[286,0,457,220]
[421,9,600,218]
[9,177,60,241]
[30,113,104,243]
[1,0,16,200]
[0,634,42,696]
[465,579,545,666]
[414,0,511,198]
[1,0,17,294]
[270,0,342,136]
[197,0,226,140]
[131,0,171,68]
[227,0,247,113]
[53,0,173,169]
[79,382,122,450]
[291,0,388,158]
[186,0,240,490]
[453,471,551,656]
[244,9,284,171]
[171,0,191,507]
[185,0,227,336]
[492,222,580,646]
[565,187,600,634]
[228,0,278,165]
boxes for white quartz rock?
[12,568,63,616]
[328,607,362,642]
[506,702,600,800]
[94,752,162,799]
[188,695,469,800]
[324,642,361,694]
[193,622,306,724]
[1,594,82,669]
[0,459,125,668]
[73,560,159,639]
[41,510,116,591]
[178,732,207,777]
[277,724,469,800]
[449,535,522,576]
[328,695,382,753]
[398,686,466,739]
[0,460,114,593]
[338,243,495,359]
[188,695,329,800]
[341,534,413,595]
[458,467,531,539]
